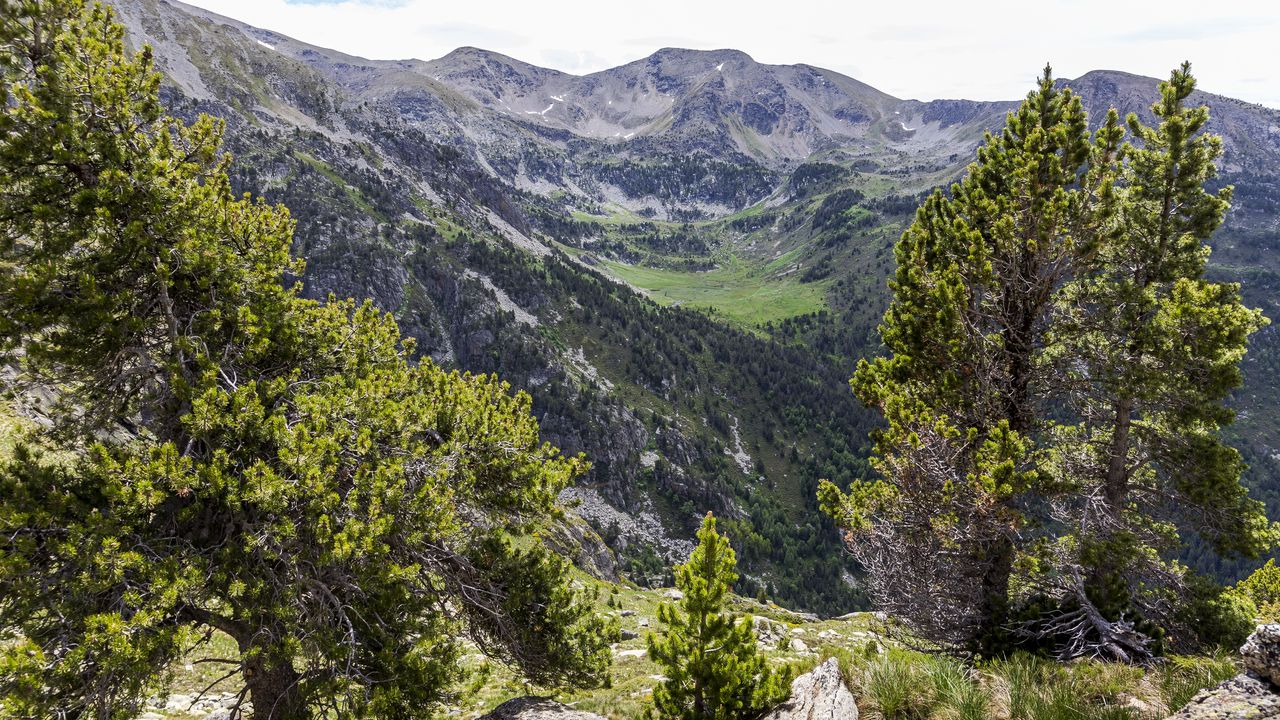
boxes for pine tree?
[0,1,613,717]
[1036,63,1275,659]
[822,63,1274,662]
[647,513,790,720]
[820,67,1120,657]
[1237,560,1280,621]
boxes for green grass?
[830,645,1238,720]
[598,257,829,326]
[570,208,679,228]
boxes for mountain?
[108,0,1280,609]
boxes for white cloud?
[179,0,1280,108]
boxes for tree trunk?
[1085,395,1136,617]
[244,649,307,720]
[975,533,1014,657]
[1103,396,1133,515]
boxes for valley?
[109,0,1280,613]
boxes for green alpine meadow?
[3,0,1280,717]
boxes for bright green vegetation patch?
[599,258,829,326]
[292,150,382,220]
[0,409,25,460]
[570,209,679,228]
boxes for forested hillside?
[102,0,1280,613]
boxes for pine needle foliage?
[0,1,614,718]
[821,66,1118,658]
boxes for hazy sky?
[183,0,1280,108]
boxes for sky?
[182,0,1280,108]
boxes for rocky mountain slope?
[109,0,1280,609]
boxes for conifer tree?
[1035,63,1275,659]
[820,67,1120,657]
[1237,560,1280,621]
[0,1,613,717]
[647,513,790,720]
[823,63,1274,662]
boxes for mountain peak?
[645,47,756,64]
[430,46,567,77]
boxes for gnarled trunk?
[243,647,307,720]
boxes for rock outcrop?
[1168,625,1280,719]
[1167,674,1280,719]
[478,697,607,720]
[761,657,858,720]
[1242,624,1280,688]
[540,512,622,582]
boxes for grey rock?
[540,513,622,582]
[1242,624,1280,687]
[761,658,857,720]
[1166,674,1280,719]
[620,629,639,640]
[1167,625,1280,719]
[479,698,606,720]
[789,638,809,653]
[753,615,783,643]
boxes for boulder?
[753,615,784,644]
[540,514,622,583]
[1166,625,1280,719]
[1242,624,1280,687]
[1166,674,1280,719]
[479,697,606,720]
[760,657,857,720]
